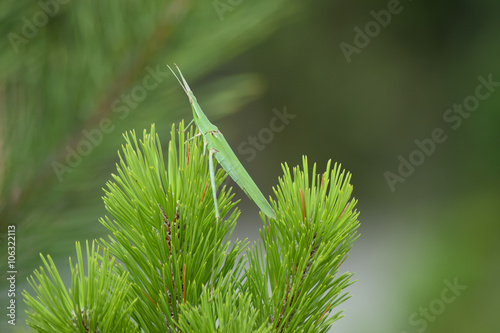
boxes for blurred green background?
[1,0,499,332]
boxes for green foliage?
[24,122,359,332]
[177,282,271,333]
[23,241,135,332]
[98,122,246,330]
[0,0,299,279]
[245,158,359,332]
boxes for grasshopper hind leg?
[208,148,220,220]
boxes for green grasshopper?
[169,65,276,220]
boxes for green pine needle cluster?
[177,283,270,333]
[24,122,360,332]
[23,241,136,332]
[246,158,359,332]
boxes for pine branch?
[0,1,301,278]
[177,281,271,333]
[97,122,246,331]
[23,241,136,332]
[1,0,186,222]
[23,121,360,332]
[246,158,360,332]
